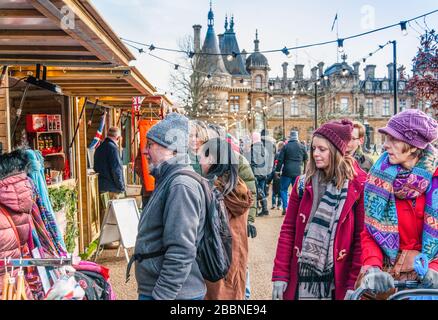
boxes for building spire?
[254,29,260,52]
[208,1,214,27]
[224,14,228,31]
[229,14,234,32]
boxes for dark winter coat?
[276,139,308,178]
[94,138,125,193]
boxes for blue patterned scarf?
[364,145,438,264]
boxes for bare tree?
[170,35,229,120]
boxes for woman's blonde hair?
[305,134,356,189]
[190,120,209,144]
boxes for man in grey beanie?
[130,112,207,300]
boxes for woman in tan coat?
[199,137,253,300]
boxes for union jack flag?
[88,111,106,149]
[132,96,145,113]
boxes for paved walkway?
[97,205,284,300]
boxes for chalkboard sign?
[94,198,140,263]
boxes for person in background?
[131,113,207,300]
[94,126,125,199]
[188,120,209,175]
[357,109,438,298]
[269,141,284,210]
[250,132,271,216]
[346,121,374,173]
[301,140,308,152]
[372,144,378,156]
[272,119,366,300]
[199,137,252,300]
[134,146,149,208]
[276,130,308,216]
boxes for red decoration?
[406,30,438,116]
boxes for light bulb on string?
[400,21,408,36]
[337,39,344,53]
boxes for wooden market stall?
[0,0,169,253]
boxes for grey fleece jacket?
[134,156,206,300]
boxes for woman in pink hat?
[358,109,438,298]
[272,119,366,300]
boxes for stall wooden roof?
[9,65,159,100]
[2,0,174,108]
[0,0,135,67]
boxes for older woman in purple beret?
[358,109,438,298]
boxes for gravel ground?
[97,199,284,300]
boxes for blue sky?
[92,0,438,96]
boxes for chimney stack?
[294,64,304,80]
[353,62,360,76]
[193,24,202,53]
[241,49,247,62]
[317,62,324,78]
[311,66,318,80]
[387,63,395,80]
[282,62,288,90]
[364,65,376,79]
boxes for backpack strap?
[0,205,22,255]
[126,169,209,283]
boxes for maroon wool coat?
[272,169,366,300]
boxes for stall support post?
[0,66,11,152]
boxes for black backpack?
[126,169,232,283]
[175,170,232,282]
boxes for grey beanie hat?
[289,130,299,140]
[147,112,189,151]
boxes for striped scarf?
[298,177,349,299]
[364,144,438,264]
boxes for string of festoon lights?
[121,9,437,59]
[129,39,400,107]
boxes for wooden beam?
[10,69,131,79]
[54,79,128,84]
[0,9,44,17]
[60,84,133,89]
[64,91,141,96]
[0,45,88,53]
[32,0,132,65]
[0,60,114,68]
[0,54,100,61]
[0,29,69,38]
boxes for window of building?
[399,81,405,91]
[399,99,406,111]
[366,81,372,90]
[274,81,281,90]
[366,98,373,116]
[340,98,349,113]
[255,75,263,89]
[291,99,298,116]
[255,99,263,110]
[254,113,264,130]
[229,95,240,113]
[383,98,390,116]
[308,99,315,116]
[382,81,389,90]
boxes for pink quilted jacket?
[0,172,33,270]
